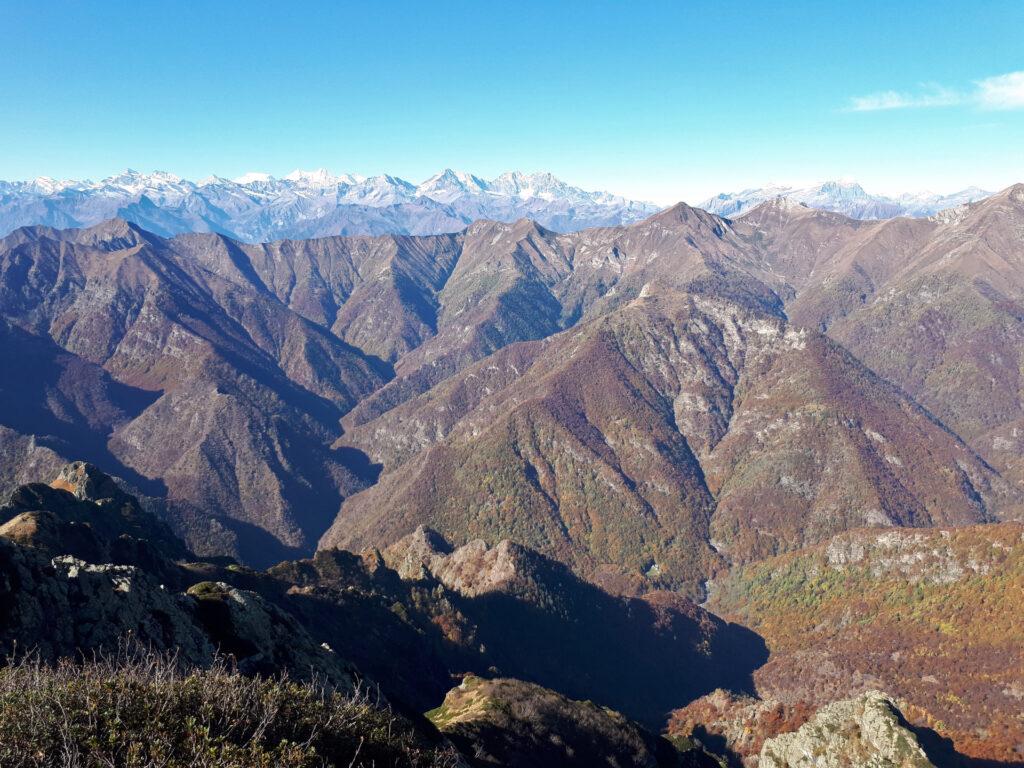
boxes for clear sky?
[1,0,1022,204]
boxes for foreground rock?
[428,676,722,768]
[0,463,355,688]
[0,465,760,732]
[758,691,933,768]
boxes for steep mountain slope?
[324,291,763,594]
[324,283,1004,593]
[0,318,158,488]
[761,185,1024,511]
[0,220,389,564]
[344,203,785,429]
[703,331,1003,563]
[0,169,661,241]
[171,230,465,363]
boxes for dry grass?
[0,650,460,768]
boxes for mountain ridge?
[702,180,990,220]
[4,188,1023,579]
[0,168,662,243]
[4,184,1024,763]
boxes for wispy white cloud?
[847,85,961,112]
[847,71,1024,112]
[975,71,1024,110]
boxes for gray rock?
[759,691,935,768]
[187,580,358,689]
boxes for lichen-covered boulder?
[428,675,721,768]
[759,690,935,768]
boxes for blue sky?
[1,0,1022,203]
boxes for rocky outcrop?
[428,675,722,768]
[0,462,189,585]
[384,525,554,597]
[0,464,358,691]
[187,580,356,688]
[669,689,815,766]
[758,691,934,768]
[0,533,213,663]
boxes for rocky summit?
[428,675,724,768]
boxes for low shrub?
[0,652,460,768]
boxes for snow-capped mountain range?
[700,181,991,220]
[0,169,661,242]
[0,171,995,241]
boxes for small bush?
[0,652,460,768]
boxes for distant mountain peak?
[0,168,662,242]
[817,179,867,196]
[27,176,80,194]
[283,168,363,187]
[702,180,991,220]
[746,195,814,215]
[233,171,274,184]
[416,169,489,202]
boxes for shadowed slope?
[0,220,389,563]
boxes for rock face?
[758,691,934,768]
[428,675,720,768]
[0,537,214,664]
[0,463,356,689]
[186,581,356,687]
[0,462,188,581]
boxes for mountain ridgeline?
[3,190,1022,578]
[0,169,661,242]
[3,184,1024,763]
